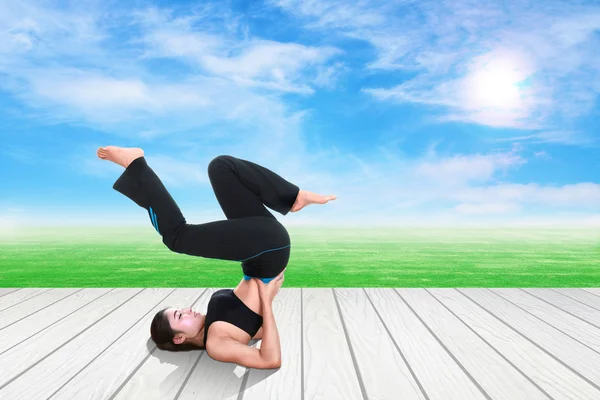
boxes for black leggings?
[112,155,300,279]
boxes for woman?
[97,146,336,369]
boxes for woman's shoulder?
[212,288,233,297]
[206,289,233,308]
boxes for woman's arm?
[208,338,280,369]
[258,299,281,365]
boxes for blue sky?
[0,0,599,231]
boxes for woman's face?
[165,307,205,344]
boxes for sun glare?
[467,58,526,109]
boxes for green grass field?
[1,226,599,287]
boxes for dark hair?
[150,308,204,352]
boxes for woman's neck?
[190,319,206,348]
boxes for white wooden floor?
[1,288,599,400]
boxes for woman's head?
[150,307,206,351]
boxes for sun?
[466,57,526,109]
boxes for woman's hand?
[255,269,285,303]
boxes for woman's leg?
[207,155,300,220]
[207,155,299,281]
[111,155,296,263]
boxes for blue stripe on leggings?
[153,210,159,233]
[243,274,276,284]
[149,207,156,230]
[149,207,159,234]
[235,244,290,262]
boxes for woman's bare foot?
[290,190,336,213]
[97,146,144,168]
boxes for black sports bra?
[203,289,263,345]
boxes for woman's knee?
[207,155,233,175]
[162,234,178,252]
[161,224,188,254]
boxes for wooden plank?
[399,288,548,399]
[0,288,112,354]
[0,288,143,390]
[459,288,600,387]
[0,288,21,297]
[301,288,366,400]
[302,288,364,400]
[496,289,600,352]
[334,288,426,400]
[522,288,600,329]
[430,288,600,399]
[582,288,600,297]
[0,288,82,328]
[108,288,220,400]
[242,288,302,400]
[365,288,486,400]
[50,288,215,400]
[555,289,600,309]
[0,288,171,399]
[0,288,53,311]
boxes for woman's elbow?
[265,358,281,369]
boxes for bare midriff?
[233,278,263,316]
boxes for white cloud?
[488,130,597,146]
[19,69,211,121]
[9,69,307,137]
[455,202,521,215]
[280,147,600,225]
[411,152,526,185]
[30,72,201,110]
[450,183,600,209]
[134,8,342,94]
[273,0,600,133]
[0,1,342,136]
[202,41,340,87]
[5,143,600,227]
[0,0,108,62]
[534,151,551,160]
[271,0,388,30]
